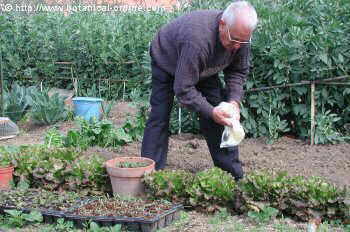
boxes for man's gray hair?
[221,1,258,31]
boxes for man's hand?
[212,101,241,127]
[212,106,233,127]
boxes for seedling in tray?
[115,161,150,168]
[0,188,80,211]
[65,196,183,232]
[71,196,173,218]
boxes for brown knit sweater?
[150,9,251,118]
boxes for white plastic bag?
[217,102,245,148]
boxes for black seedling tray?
[63,202,183,232]
[0,200,183,232]
[0,198,86,224]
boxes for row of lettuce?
[0,0,349,142]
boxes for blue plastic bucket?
[72,97,103,121]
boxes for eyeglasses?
[226,25,251,45]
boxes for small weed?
[248,206,279,224]
[101,101,115,119]
[54,218,75,232]
[38,218,75,232]
[44,127,64,148]
[273,222,300,232]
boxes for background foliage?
[0,0,349,142]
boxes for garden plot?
[1,102,349,188]
[0,101,349,231]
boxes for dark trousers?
[141,63,243,180]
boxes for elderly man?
[141,1,258,180]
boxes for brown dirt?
[1,101,349,188]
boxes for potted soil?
[0,156,14,190]
[105,157,155,197]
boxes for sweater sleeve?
[173,42,214,119]
[223,46,251,103]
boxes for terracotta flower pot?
[0,166,14,190]
[105,157,155,197]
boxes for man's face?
[219,19,252,53]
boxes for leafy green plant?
[2,145,107,192]
[0,145,18,167]
[0,154,11,167]
[3,82,35,122]
[267,109,290,144]
[248,206,279,224]
[240,171,350,222]
[64,118,132,149]
[239,171,292,202]
[87,222,121,232]
[122,102,148,141]
[64,130,90,150]
[29,89,68,125]
[101,101,115,119]
[186,167,236,212]
[143,169,194,202]
[53,218,75,232]
[2,210,42,228]
[314,110,349,144]
[37,218,75,232]
[44,127,64,148]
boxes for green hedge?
[0,0,349,141]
